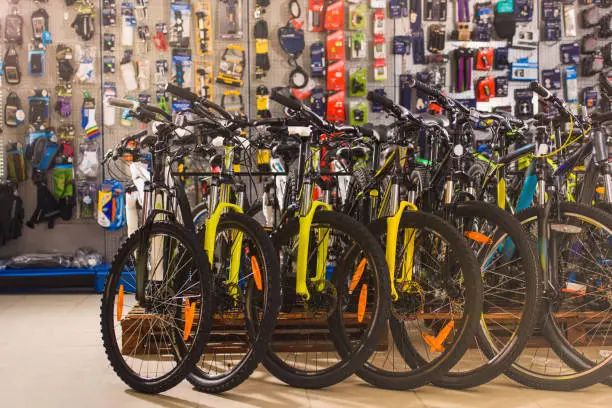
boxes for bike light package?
[349,68,367,97]
[326,60,346,92]
[326,91,345,122]
[194,2,213,56]
[373,9,386,35]
[195,60,214,100]
[351,33,367,59]
[170,2,192,47]
[349,3,367,30]
[565,65,578,103]
[218,0,243,39]
[494,76,508,97]
[326,30,345,61]
[374,59,388,81]
[324,0,345,31]
[373,36,386,59]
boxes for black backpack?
[0,182,24,245]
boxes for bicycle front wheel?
[101,222,213,394]
[264,210,391,389]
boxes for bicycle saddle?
[419,113,450,128]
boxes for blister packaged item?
[56,45,74,81]
[311,42,326,77]
[563,3,577,37]
[494,76,508,97]
[515,0,533,22]
[77,181,97,219]
[71,1,95,41]
[370,88,387,113]
[104,33,116,52]
[326,30,345,61]
[120,51,138,91]
[510,58,538,81]
[351,33,367,59]
[6,143,27,183]
[103,0,117,26]
[494,47,509,70]
[218,0,242,39]
[97,179,126,230]
[326,91,345,122]
[327,60,346,92]
[28,89,51,130]
[4,92,25,128]
[424,0,448,21]
[103,55,116,74]
[4,47,21,85]
[349,3,367,30]
[138,59,151,90]
[349,101,368,125]
[309,0,325,32]
[324,0,345,31]
[215,45,244,87]
[103,82,118,127]
[194,2,213,56]
[310,87,326,117]
[120,97,138,127]
[77,139,100,179]
[349,68,367,97]
[75,45,96,84]
[514,88,534,120]
[476,75,496,102]
[565,65,578,103]
[374,59,388,81]
[542,68,562,90]
[5,8,24,46]
[373,9,386,35]
[373,36,386,59]
[170,2,192,47]
[582,86,599,108]
[195,60,213,100]
[560,42,580,65]
[121,2,136,46]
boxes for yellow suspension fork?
[296,200,332,299]
[385,201,419,301]
[496,166,506,211]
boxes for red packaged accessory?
[153,30,168,52]
[475,48,494,71]
[291,87,312,101]
[476,75,496,102]
[324,0,345,31]
[327,60,346,91]
[309,0,325,32]
[326,30,345,61]
[326,91,346,122]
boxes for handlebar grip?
[591,110,612,124]
[199,99,234,121]
[506,116,525,127]
[529,82,552,100]
[270,89,303,111]
[407,78,442,98]
[143,104,172,121]
[357,125,374,137]
[139,107,158,122]
[165,83,198,103]
[367,91,395,110]
[108,98,138,109]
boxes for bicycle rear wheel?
[101,222,213,394]
[264,210,391,388]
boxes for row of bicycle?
[99,77,612,395]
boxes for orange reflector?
[464,231,493,244]
[422,320,455,353]
[596,187,606,195]
[251,256,263,291]
[116,284,124,322]
[562,288,586,296]
[183,299,196,341]
[349,258,368,293]
[357,284,368,323]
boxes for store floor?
[0,293,610,408]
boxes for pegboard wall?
[0,0,610,261]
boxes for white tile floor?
[0,293,610,407]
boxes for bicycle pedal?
[550,224,582,234]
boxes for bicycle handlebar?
[108,98,138,109]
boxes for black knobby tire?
[355,211,484,390]
[263,210,391,389]
[433,201,542,389]
[187,212,281,393]
[101,222,213,394]
[506,203,612,391]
